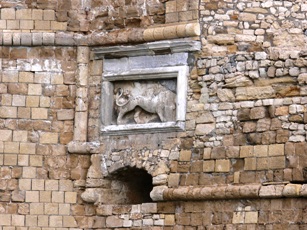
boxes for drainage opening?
[110,167,153,204]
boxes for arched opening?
[109,167,153,204]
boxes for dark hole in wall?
[110,167,153,204]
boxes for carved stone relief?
[113,79,177,125]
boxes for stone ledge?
[0,22,201,47]
[150,183,307,201]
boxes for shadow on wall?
[109,167,153,204]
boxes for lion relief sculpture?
[114,83,176,125]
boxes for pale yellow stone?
[31,108,48,120]
[30,155,43,167]
[16,9,32,20]
[65,192,77,203]
[254,145,268,157]
[52,191,64,203]
[59,180,73,192]
[40,191,51,203]
[4,142,19,154]
[245,211,258,224]
[26,96,40,107]
[40,132,58,144]
[37,215,48,226]
[19,179,31,190]
[28,84,42,95]
[40,96,50,107]
[20,143,36,155]
[13,131,28,142]
[49,216,63,227]
[215,159,230,172]
[18,107,31,119]
[0,107,17,118]
[18,155,29,166]
[11,215,25,226]
[268,156,286,169]
[7,20,20,30]
[0,19,6,29]
[164,215,175,226]
[45,180,59,191]
[4,154,18,166]
[63,216,78,228]
[240,146,254,158]
[19,72,34,82]
[32,179,44,191]
[268,144,284,156]
[44,203,59,215]
[30,203,44,215]
[12,95,26,107]
[26,215,38,227]
[20,20,34,30]
[0,214,12,225]
[256,158,268,170]
[2,71,18,83]
[51,21,67,31]
[232,212,244,224]
[22,167,36,179]
[1,8,16,20]
[0,130,12,141]
[43,10,55,20]
[35,20,50,30]
[1,94,12,106]
[59,204,70,215]
[203,160,215,172]
[26,191,39,202]
[51,73,64,84]
[32,9,43,20]
[179,150,192,161]
[244,158,256,170]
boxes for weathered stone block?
[39,132,58,144]
[244,158,256,170]
[203,160,215,172]
[215,159,230,172]
[1,8,16,19]
[57,109,74,120]
[106,216,123,227]
[245,211,258,224]
[256,157,268,170]
[31,108,48,120]
[240,146,254,158]
[268,144,284,156]
[268,156,286,169]
[250,107,267,119]
[195,123,215,135]
[179,150,192,161]
[63,216,78,227]
[236,86,275,100]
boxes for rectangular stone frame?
[101,66,189,135]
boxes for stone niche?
[94,39,201,135]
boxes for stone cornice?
[92,38,201,58]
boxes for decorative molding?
[92,39,201,59]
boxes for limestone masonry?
[1,0,307,229]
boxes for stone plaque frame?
[101,66,189,135]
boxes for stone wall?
[1,0,307,229]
